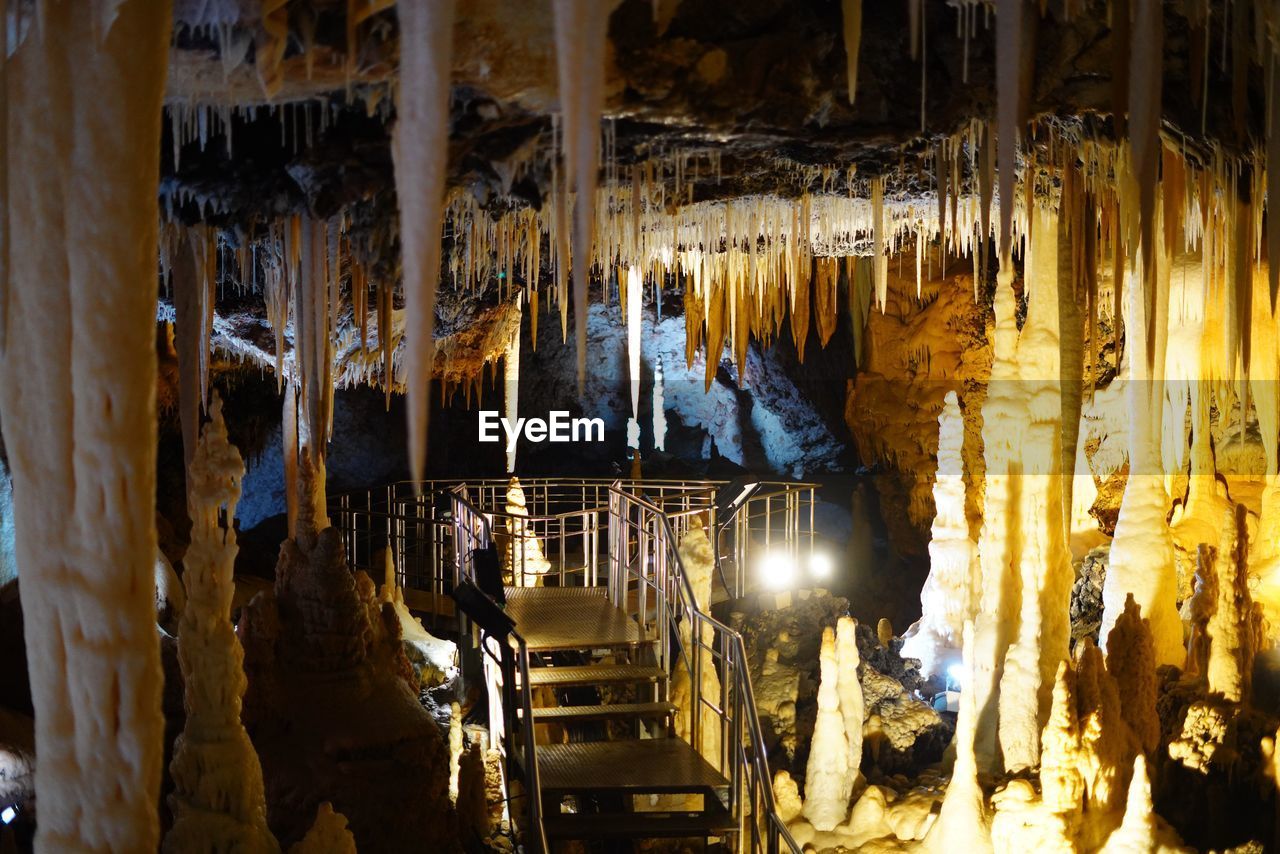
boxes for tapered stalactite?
[653,356,667,451]
[841,0,863,105]
[1,2,172,848]
[504,296,521,473]
[1129,0,1163,370]
[552,0,617,391]
[393,0,456,485]
[173,227,212,471]
[626,264,642,450]
[995,0,1022,264]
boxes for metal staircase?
[448,482,802,853]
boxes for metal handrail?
[450,490,549,854]
[607,484,801,854]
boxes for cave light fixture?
[1,805,15,825]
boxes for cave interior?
[1,0,1279,851]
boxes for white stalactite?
[551,0,618,391]
[626,264,642,450]
[393,0,456,485]
[504,295,522,473]
[653,356,667,451]
[1,3,172,848]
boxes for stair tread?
[526,664,667,687]
[536,738,730,794]
[505,586,646,651]
[531,702,677,722]
[543,806,736,839]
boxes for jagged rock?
[1071,546,1109,646]
[240,464,458,852]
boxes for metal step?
[529,702,677,723]
[526,664,667,688]
[536,739,730,796]
[504,586,648,652]
[543,802,736,840]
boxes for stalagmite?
[1,3,172,848]
[500,478,551,585]
[901,390,977,678]
[802,626,852,831]
[1104,594,1159,754]
[393,0,456,485]
[671,519,722,768]
[1097,755,1188,853]
[835,616,864,796]
[1206,504,1259,703]
[164,394,280,853]
[922,622,992,853]
[1101,255,1184,667]
[552,0,618,391]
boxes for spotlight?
[946,661,965,691]
[808,551,834,580]
[1,805,15,825]
[759,550,796,590]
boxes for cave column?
[1,2,172,848]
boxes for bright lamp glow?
[946,662,964,690]
[759,550,797,590]
[1,806,15,825]
[808,551,834,580]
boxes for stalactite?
[1,2,172,847]
[552,0,617,392]
[393,0,456,485]
[815,256,838,347]
[652,356,667,451]
[873,177,887,310]
[626,264,642,450]
[284,383,299,541]
[1129,0,1163,371]
[996,0,1022,265]
[504,296,522,473]
[841,0,863,105]
[174,227,211,471]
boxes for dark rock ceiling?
[164,0,1262,231]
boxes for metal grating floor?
[504,586,645,651]
[536,739,729,794]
